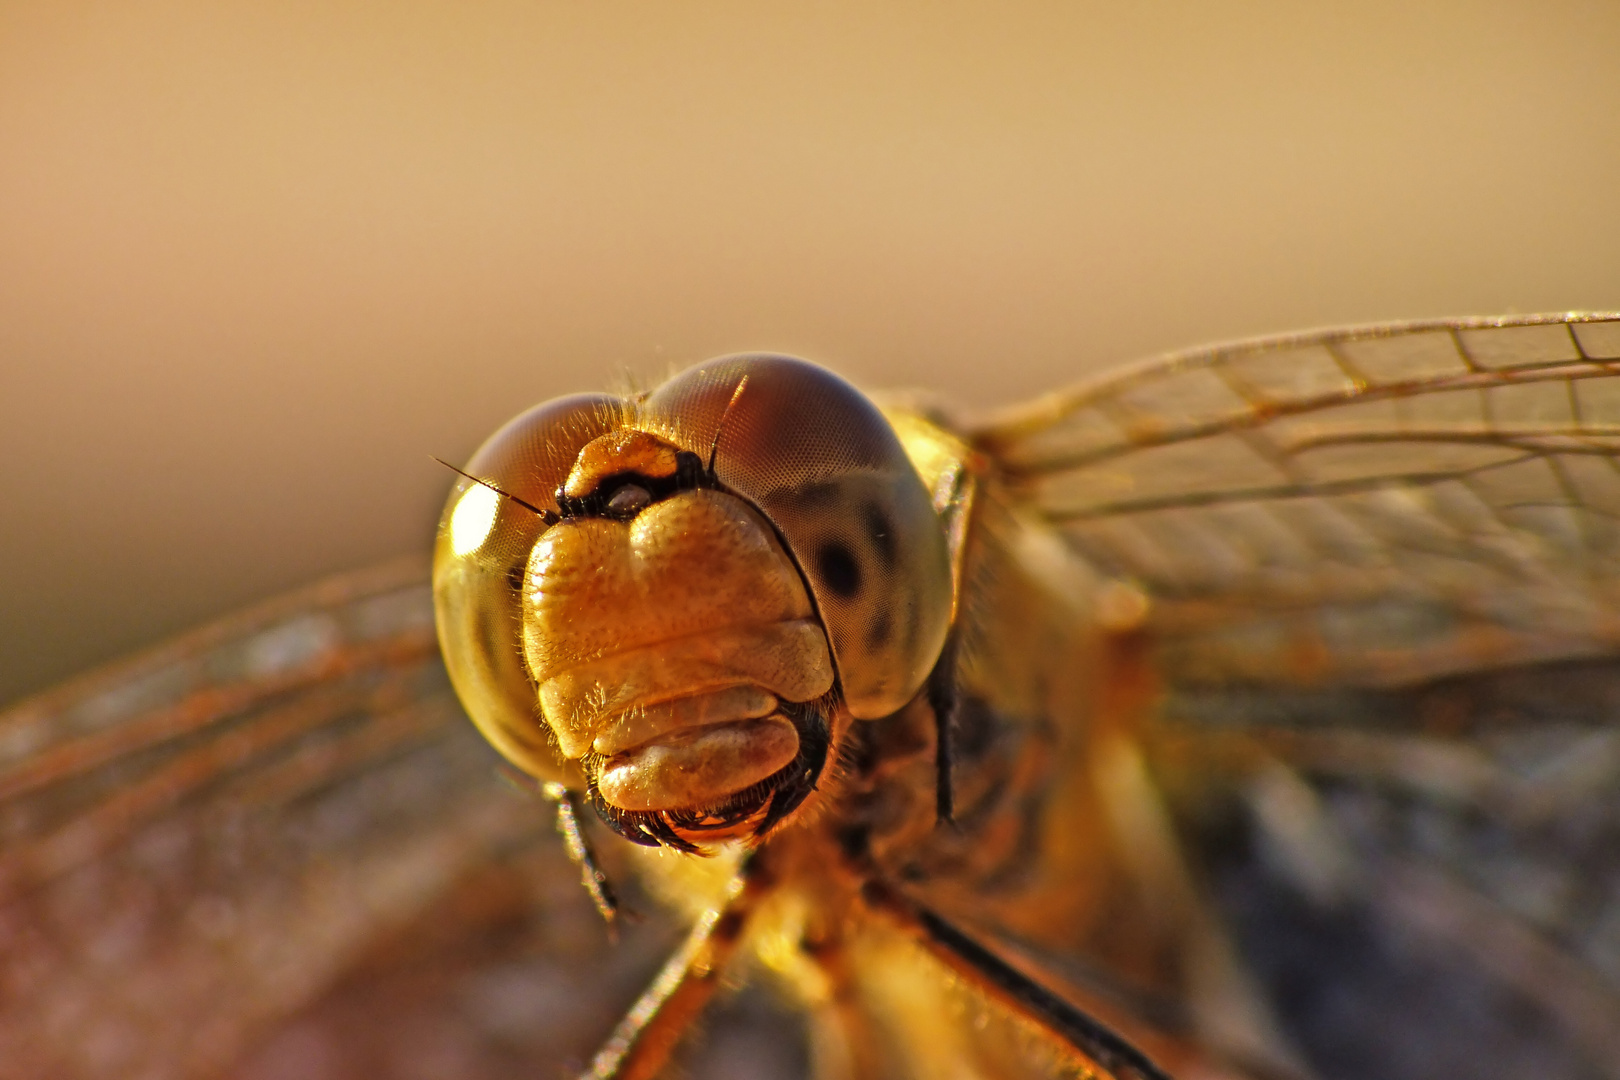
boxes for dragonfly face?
[432,355,953,852]
[6,313,1620,1080]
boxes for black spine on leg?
[925,634,960,825]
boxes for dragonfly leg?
[541,780,622,929]
[580,855,773,1080]
[858,878,1175,1080]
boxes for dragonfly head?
[433,355,953,850]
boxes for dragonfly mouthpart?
[595,714,800,811]
[584,699,834,852]
[590,685,793,812]
[591,685,780,758]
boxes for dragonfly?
[3,312,1620,1080]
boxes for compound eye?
[432,393,627,783]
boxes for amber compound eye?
[432,393,627,783]
[636,356,953,719]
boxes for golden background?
[2,0,1618,706]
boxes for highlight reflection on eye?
[449,484,500,557]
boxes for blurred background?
[2,0,1618,707]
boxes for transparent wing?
[976,313,1620,687]
[0,561,792,1080]
[977,313,1620,1080]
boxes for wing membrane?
[0,562,714,1079]
[979,315,1620,1079]
[976,313,1620,686]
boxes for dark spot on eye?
[816,542,861,598]
[867,610,892,649]
[473,608,504,670]
[864,502,897,567]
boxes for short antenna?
[707,375,750,475]
[432,457,560,524]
